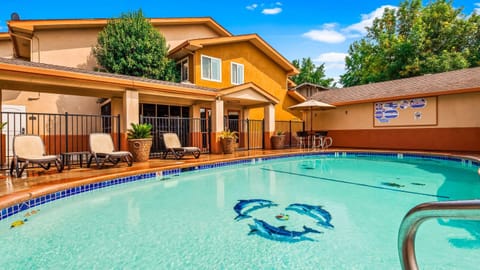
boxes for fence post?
[245,118,250,150]
[262,119,265,149]
[289,120,292,148]
[117,114,121,150]
[65,112,69,153]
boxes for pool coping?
[1,149,479,221]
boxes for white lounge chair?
[162,133,201,160]
[87,133,133,168]
[9,134,63,177]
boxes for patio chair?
[9,134,63,177]
[313,131,333,150]
[296,131,309,148]
[87,133,133,168]
[162,133,201,160]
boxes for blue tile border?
[1,151,478,221]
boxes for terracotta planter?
[128,138,153,162]
[271,135,285,149]
[221,138,235,154]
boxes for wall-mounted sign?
[374,97,437,127]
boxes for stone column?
[210,99,224,153]
[190,104,201,148]
[111,89,139,150]
[264,103,275,149]
[241,107,250,149]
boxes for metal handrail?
[398,200,480,270]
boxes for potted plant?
[271,130,285,149]
[219,129,238,154]
[127,123,153,162]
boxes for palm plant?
[127,123,152,139]
[220,129,238,140]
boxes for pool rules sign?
[374,97,437,127]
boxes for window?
[177,58,189,82]
[201,55,221,82]
[231,62,244,85]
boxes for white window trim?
[231,62,244,85]
[201,54,222,82]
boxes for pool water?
[1,155,479,269]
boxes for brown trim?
[8,17,232,37]
[329,127,480,152]
[169,34,299,75]
[331,87,480,107]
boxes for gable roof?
[0,57,217,101]
[169,34,299,75]
[217,82,280,105]
[311,67,480,106]
[293,82,330,91]
[0,33,10,41]
[7,17,232,37]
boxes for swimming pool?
[1,152,479,269]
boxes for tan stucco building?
[309,68,480,152]
[0,17,300,153]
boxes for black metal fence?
[0,111,306,169]
[275,120,305,147]
[0,112,120,169]
[141,116,210,157]
[226,119,264,150]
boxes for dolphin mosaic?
[248,218,322,242]
[286,203,334,229]
[233,199,278,221]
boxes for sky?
[1,0,479,82]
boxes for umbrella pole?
[310,108,313,132]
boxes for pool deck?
[1,148,479,210]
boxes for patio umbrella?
[288,99,336,132]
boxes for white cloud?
[313,52,348,84]
[262,7,282,15]
[302,5,397,44]
[246,4,258,10]
[275,2,282,6]
[315,52,348,63]
[475,3,480,14]
[302,26,346,44]
[344,5,397,35]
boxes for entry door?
[200,108,211,151]
[2,105,27,158]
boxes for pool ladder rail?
[398,199,480,270]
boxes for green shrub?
[127,123,152,139]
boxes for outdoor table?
[60,151,91,170]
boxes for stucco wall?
[193,42,297,120]
[316,92,480,130]
[313,92,480,151]
[32,24,223,69]
[11,23,224,116]
[2,90,101,114]
[32,28,101,68]
[0,39,13,58]
[156,24,222,50]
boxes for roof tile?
[311,67,480,105]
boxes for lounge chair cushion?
[162,133,201,159]
[88,133,133,168]
[10,135,63,177]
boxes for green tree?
[93,10,178,81]
[340,0,480,87]
[291,57,335,87]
